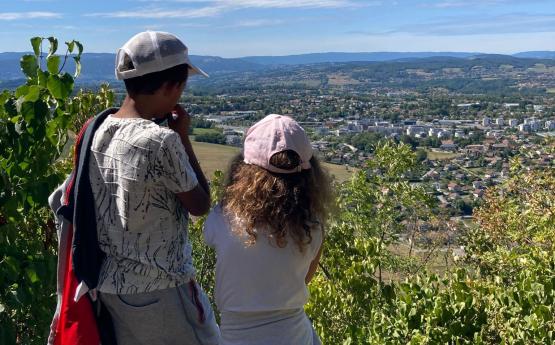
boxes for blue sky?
[1,0,554,57]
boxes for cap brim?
[188,63,209,78]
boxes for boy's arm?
[169,104,210,216]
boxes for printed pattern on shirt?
[89,117,198,294]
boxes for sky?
[0,0,554,57]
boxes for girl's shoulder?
[204,204,233,246]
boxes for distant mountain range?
[0,51,553,84]
[0,52,264,82]
[241,52,480,65]
[512,51,555,59]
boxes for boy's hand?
[168,104,191,137]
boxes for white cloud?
[88,6,225,18]
[229,18,285,27]
[218,0,363,9]
[424,0,545,8]
[88,0,373,19]
[347,13,555,36]
[0,12,61,20]
[400,14,555,36]
[135,0,365,6]
[207,31,555,57]
[54,25,78,30]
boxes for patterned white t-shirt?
[89,115,198,294]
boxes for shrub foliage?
[0,37,113,344]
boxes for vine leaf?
[47,56,61,75]
[65,40,75,54]
[47,73,74,99]
[30,37,42,57]
[73,56,81,78]
[75,41,83,56]
[24,85,41,102]
[20,55,38,79]
[46,37,58,58]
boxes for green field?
[191,140,354,182]
[426,150,460,160]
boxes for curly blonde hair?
[221,151,334,252]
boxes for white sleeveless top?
[203,205,322,312]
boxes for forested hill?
[0,52,265,82]
[0,51,554,83]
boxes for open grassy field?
[191,141,354,182]
[426,149,460,160]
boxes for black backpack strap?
[71,108,118,289]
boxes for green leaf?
[65,40,75,53]
[24,85,41,102]
[20,102,34,123]
[45,118,60,145]
[46,55,61,74]
[15,85,29,98]
[47,37,58,58]
[73,56,81,78]
[75,41,83,56]
[47,73,73,99]
[25,195,35,208]
[20,55,38,79]
[37,69,49,88]
[9,115,21,124]
[30,37,42,56]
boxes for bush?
[306,141,555,344]
[0,37,113,345]
[195,132,226,144]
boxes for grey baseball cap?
[115,31,208,80]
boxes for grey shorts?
[100,281,221,345]
[220,309,321,345]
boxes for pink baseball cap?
[243,114,313,174]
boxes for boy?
[90,31,220,345]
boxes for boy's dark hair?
[123,63,189,95]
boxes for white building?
[533,105,545,113]
[429,128,441,137]
[407,126,429,137]
[368,126,403,135]
[437,130,452,139]
[482,117,491,127]
[496,118,505,126]
[508,119,518,127]
[486,130,503,139]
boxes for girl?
[203,114,333,345]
